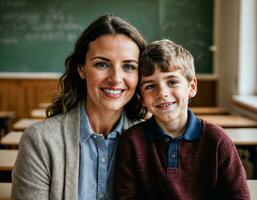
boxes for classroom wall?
[214,0,240,109]
[0,78,58,119]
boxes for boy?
[114,40,250,199]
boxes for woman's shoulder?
[23,107,80,141]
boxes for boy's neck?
[154,113,188,138]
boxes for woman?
[11,15,146,200]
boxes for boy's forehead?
[144,65,181,75]
[140,68,184,81]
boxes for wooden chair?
[0,111,15,137]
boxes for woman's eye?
[123,63,137,71]
[94,62,109,69]
[144,84,155,91]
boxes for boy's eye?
[167,80,179,86]
[94,62,109,69]
[123,63,137,72]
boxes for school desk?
[0,111,15,119]
[30,109,46,118]
[0,131,23,147]
[38,102,51,109]
[0,150,18,171]
[197,115,257,128]
[190,107,228,115]
[12,118,42,131]
[0,182,12,200]
[224,128,257,145]
[248,180,257,199]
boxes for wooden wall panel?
[191,80,217,106]
[0,78,216,121]
[0,79,58,120]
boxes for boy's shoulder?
[199,118,234,148]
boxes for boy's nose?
[156,87,168,98]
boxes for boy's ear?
[77,65,85,79]
[189,78,197,98]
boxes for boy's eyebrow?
[141,74,179,85]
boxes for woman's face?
[78,34,140,114]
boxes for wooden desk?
[30,109,46,118]
[224,128,257,145]
[0,182,12,200]
[198,115,257,128]
[247,180,257,200]
[38,102,51,109]
[190,107,228,115]
[0,150,18,170]
[0,111,15,119]
[13,118,42,131]
[0,131,23,146]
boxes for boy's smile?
[140,68,197,136]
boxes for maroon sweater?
[114,111,250,200]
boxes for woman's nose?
[107,67,122,85]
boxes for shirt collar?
[146,109,201,141]
[80,102,125,141]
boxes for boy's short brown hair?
[140,39,195,81]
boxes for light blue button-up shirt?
[78,104,125,200]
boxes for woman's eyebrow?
[91,56,110,61]
[91,57,138,64]
[141,79,154,86]
[123,60,139,64]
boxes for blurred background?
[0,0,257,196]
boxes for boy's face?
[140,67,197,127]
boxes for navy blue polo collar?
[145,109,201,141]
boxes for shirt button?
[99,193,105,199]
[170,153,176,159]
[101,158,106,162]
[164,137,170,142]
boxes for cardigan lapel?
[63,105,80,200]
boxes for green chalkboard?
[159,0,214,74]
[0,0,213,73]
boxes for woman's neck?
[85,105,123,136]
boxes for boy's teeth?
[158,103,171,107]
[104,89,122,94]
